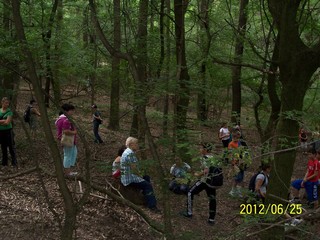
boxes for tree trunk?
[108,0,121,131]
[265,0,320,238]
[11,1,77,239]
[197,0,211,122]
[89,33,97,105]
[52,0,63,104]
[231,0,249,125]
[1,0,19,104]
[42,0,60,107]
[162,0,171,136]
[174,0,191,160]
[261,35,281,145]
[253,30,281,154]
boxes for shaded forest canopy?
[0,0,320,239]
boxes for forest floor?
[0,86,319,240]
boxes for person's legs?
[0,130,10,166]
[130,180,157,209]
[205,187,216,221]
[63,146,73,174]
[70,145,78,167]
[304,181,318,208]
[7,129,17,166]
[1,142,8,166]
[186,180,206,216]
[143,175,151,183]
[222,140,229,148]
[291,179,303,199]
[93,122,103,143]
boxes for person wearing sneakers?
[291,149,319,208]
[181,143,219,225]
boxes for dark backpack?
[248,172,266,192]
[23,106,32,123]
[206,166,223,187]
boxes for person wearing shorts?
[291,150,319,208]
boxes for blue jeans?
[129,179,157,209]
[93,122,103,143]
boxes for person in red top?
[291,150,319,208]
[228,130,241,150]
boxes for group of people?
[54,103,105,176]
[109,122,273,225]
[0,96,103,174]
[2,96,318,227]
[0,97,42,168]
[112,138,222,224]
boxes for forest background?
[0,0,320,239]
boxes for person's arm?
[0,115,12,125]
[62,120,77,135]
[195,166,208,177]
[255,177,265,197]
[127,153,141,176]
[31,108,41,116]
[303,170,318,182]
[219,130,223,139]
[93,112,102,121]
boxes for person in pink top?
[55,103,78,176]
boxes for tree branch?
[212,56,278,75]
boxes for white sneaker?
[290,218,303,226]
[68,171,78,176]
[289,198,301,204]
[229,190,236,197]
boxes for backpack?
[248,172,266,192]
[23,106,32,123]
[206,166,223,187]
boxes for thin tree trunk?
[262,35,281,144]
[231,0,249,125]
[174,0,191,161]
[42,0,60,107]
[162,0,171,136]
[11,1,77,239]
[1,0,19,104]
[52,0,63,104]
[197,0,212,121]
[108,0,121,130]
